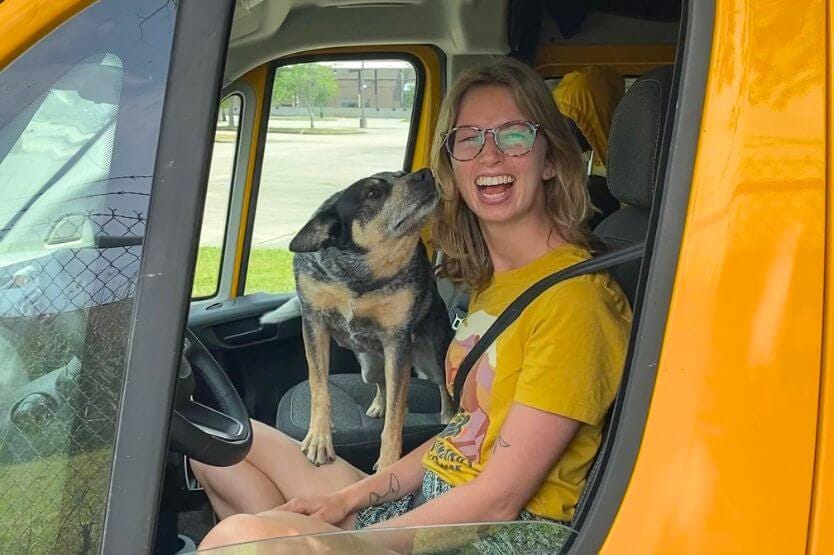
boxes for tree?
[402,81,415,108]
[273,64,338,129]
[218,97,236,130]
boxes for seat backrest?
[593,66,674,305]
[586,174,620,230]
[570,65,674,528]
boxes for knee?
[199,513,268,550]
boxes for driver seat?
[275,66,672,473]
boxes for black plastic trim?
[565,1,714,553]
[100,0,234,552]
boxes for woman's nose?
[478,131,502,164]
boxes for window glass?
[0,0,176,550]
[200,520,577,553]
[192,94,242,298]
[244,59,418,294]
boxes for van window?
[243,58,420,295]
[192,94,243,298]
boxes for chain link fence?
[0,209,145,554]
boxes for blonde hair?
[431,57,596,290]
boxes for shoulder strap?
[452,242,645,409]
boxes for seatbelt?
[452,242,645,409]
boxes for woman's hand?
[277,492,354,526]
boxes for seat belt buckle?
[451,313,464,331]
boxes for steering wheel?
[168,329,252,466]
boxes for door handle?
[220,324,277,346]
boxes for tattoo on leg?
[369,473,401,506]
[492,434,511,454]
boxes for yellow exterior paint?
[810,1,834,551]
[229,65,269,296]
[602,0,826,552]
[0,0,96,70]
[534,44,677,78]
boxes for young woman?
[196,57,632,553]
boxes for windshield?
[0,53,132,265]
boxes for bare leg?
[193,458,285,519]
[191,420,366,520]
[199,510,396,553]
[198,510,342,551]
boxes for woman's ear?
[543,159,557,181]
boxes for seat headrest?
[607,66,674,208]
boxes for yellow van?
[0,0,830,553]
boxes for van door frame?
[566,0,714,551]
[100,0,235,550]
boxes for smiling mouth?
[476,175,515,187]
[475,175,515,204]
[475,175,515,201]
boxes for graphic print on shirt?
[437,310,497,465]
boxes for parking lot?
[199,117,413,248]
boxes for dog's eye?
[365,187,382,199]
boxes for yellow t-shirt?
[422,244,632,521]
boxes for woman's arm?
[338,433,438,512]
[278,433,438,524]
[372,402,580,528]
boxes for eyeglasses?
[441,120,542,161]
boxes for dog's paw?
[301,430,336,466]
[365,398,386,418]
[374,455,400,472]
[373,450,400,472]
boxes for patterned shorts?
[354,469,572,553]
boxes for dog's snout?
[413,168,433,183]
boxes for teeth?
[476,175,514,187]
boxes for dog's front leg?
[300,315,335,466]
[375,336,411,471]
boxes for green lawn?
[244,247,297,294]
[192,246,296,298]
[0,449,111,553]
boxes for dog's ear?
[371,170,405,180]
[289,211,342,252]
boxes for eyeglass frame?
[440,120,543,161]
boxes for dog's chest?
[325,311,383,352]
[299,275,415,350]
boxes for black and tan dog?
[278,168,452,470]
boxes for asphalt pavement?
[198,117,413,248]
